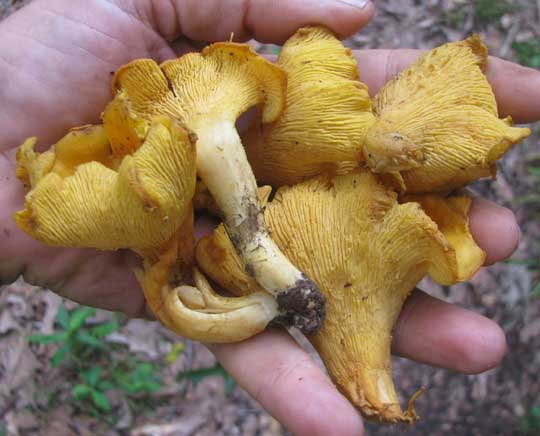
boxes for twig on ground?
[463,10,475,38]
[500,18,521,59]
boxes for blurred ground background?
[1,0,540,435]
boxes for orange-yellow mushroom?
[15,118,196,256]
[243,26,375,187]
[195,170,486,423]
[363,36,531,193]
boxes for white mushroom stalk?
[192,117,324,334]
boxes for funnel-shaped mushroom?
[363,36,531,193]
[195,170,486,422]
[104,43,324,334]
[14,117,280,343]
[243,26,375,186]
[16,119,196,255]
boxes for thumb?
[138,0,374,44]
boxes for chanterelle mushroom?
[101,42,325,334]
[243,26,375,187]
[195,170,486,423]
[16,119,196,254]
[362,35,531,193]
[15,116,281,343]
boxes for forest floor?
[1,0,540,435]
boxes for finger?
[392,289,507,374]
[142,0,374,44]
[354,49,540,123]
[484,57,540,124]
[469,198,520,265]
[209,329,364,436]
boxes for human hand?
[1,1,538,435]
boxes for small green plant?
[177,362,236,395]
[28,303,163,424]
[519,405,540,435]
[516,154,540,217]
[28,306,119,366]
[113,359,162,414]
[441,0,518,30]
[72,366,114,415]
[113,360,162,395]
[513,39,540,69]
[474,0,516,25]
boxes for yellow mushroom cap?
[243,26,376,187]
[363,35,531,193]
[195,170,479,423]
[102,95,149,157]
[103,43,285,233]
[16,125,113,189]
[15,118,197,258]
[106,43,285,134]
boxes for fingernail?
[337,0,370,9]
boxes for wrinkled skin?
[1,1,539,435]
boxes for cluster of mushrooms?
[14,27,530,424]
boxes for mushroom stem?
[138,238,279,343]
[165,286,278,343]
[186,268,276,312]
[192,118,325,335]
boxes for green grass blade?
[84,366,102,387]
[91,390,111,412]
[51,343,69,367]
[68,307,96,332]
[177,363,235,394]
[72,384,91,400]
[517,194,540,206]
[28,332,66,345]
[89,320,120,337]
[75,331,105,349]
